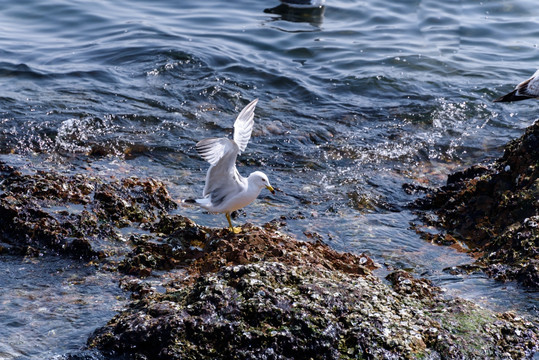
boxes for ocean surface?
[0,0,538,358]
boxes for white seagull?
[494,69,539,102]
[186,99,275,233]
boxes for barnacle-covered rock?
[119,216,376,278]
[89,261,537,359]
[0,158,536,359]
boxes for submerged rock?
[412,120,539,287]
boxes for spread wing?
[528,69,539,95]
[196,138,231,166]
[233,99,258,153]
[194,99,258,206]
[196,137,244,202]
[516,69,539,97]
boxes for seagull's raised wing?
[196,138,233,166]
[196,137,242,199]
[233,99,258,152]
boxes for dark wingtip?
[493,89,531,103]
[183,199,197,204]
[493,90,515,102]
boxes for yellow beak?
[266,185,275,195]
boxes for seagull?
[494,69,539,102]
[186,99,275,233]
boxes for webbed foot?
[226,213,242,234]
[229,226,242,234]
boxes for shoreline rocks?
[119,217,376,279]
[0,163,176,259]
[412,120,539,287]
[0,159,537,359]
[89,245,537,359]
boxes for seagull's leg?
[226,212,233,230]
[226,212,242,234]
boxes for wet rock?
[89,261,538,359]
[119,216,377,279]
[0,158,536,359]
[413,120,539,287]
[386,270,439,299]
[88,208,537,359]
[0,165,177,258]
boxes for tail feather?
[182,197,212,208]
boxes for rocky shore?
[0,156,537,359]
[412,120,539,288]
[88,224,537,359]
[0,162,176,259]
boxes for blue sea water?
[0,0,538,358]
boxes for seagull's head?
[249,171,275,194]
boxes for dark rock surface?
[0,160,537,359]
[412,120,539,287]
[90,257,537,359]
[119,217,376,279]
[91,220,537,359]
[0,163,176,258]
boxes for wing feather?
[529,69,539,95]
[197,138,240,198]
[195,99,258,208]
[517,69,539,97]
[494,69,539,102]
[196,138,231,166]
[233,99,258,153]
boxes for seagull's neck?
[246,174,264,196]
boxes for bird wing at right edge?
[233,99,258,152]
[517,69,539,97]
[494,69,539,102]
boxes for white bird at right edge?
[494,69,539,102]
[185,99,275,233]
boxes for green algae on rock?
[413,120,539,287]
